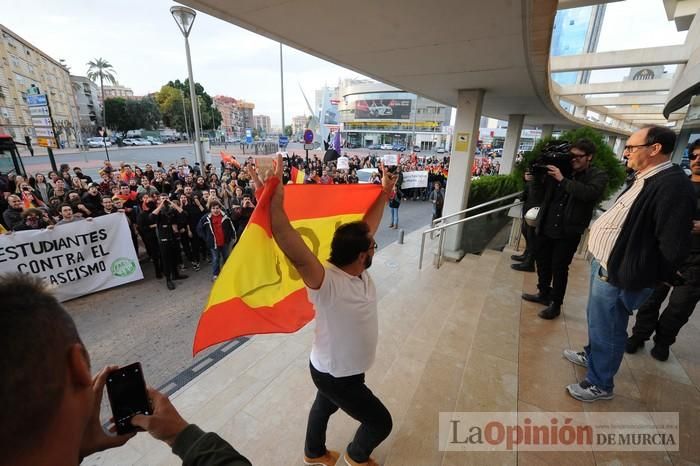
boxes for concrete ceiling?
[178,0,583,129]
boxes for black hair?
[688,139,700,155]
[643,125,676,155]
[0,274,82,460]
[571,138,596,157]
[329,221,372,267]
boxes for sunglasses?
[690,153,700,161]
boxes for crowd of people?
[0,151,451,287]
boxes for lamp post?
[171,5,203,167]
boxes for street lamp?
[171,5,203,167]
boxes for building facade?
[291,115,308,139]
[254,114,271,135]
[337,79,451,150]
[213,95,255,139]
[0,24,78,147]
[70,75,102,131]
[103,83,135,99]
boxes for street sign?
[37,137,58,148]
[304,143,314,150]
[245,129,253,144]
[27,94,48,106]
[35,127,55,137]
[303,129,314,144]
[279,135,289,147]
[31,117,52,127]
[29,106,50,116]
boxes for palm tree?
[86,58,117,132]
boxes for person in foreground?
[0,273,251,466]
[267,154,396,466]
[562,125,696,402]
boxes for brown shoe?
[343,452,379,466]
[304,449,340,466]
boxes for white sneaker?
[563,349,588,368]
[566,380,614,402]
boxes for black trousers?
[143,234,161,276]
[534,234,581,306]
[632,260,700,346]
[158,240,179,281]
[305,362,392,462]
[521,221,536,264]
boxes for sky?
[1,0,688,128]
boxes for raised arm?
[268,155,325,290]
[363,163,397,236]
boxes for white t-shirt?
[307,263,378,377]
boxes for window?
[9,55,20,68]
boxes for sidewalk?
[84,227,700,465]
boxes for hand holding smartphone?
[106,362,151,435]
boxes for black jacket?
[533,166,608,238]
[197,212,236,249]
[607,164,695,290]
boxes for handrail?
[419,200,524,270]
[431,191,523,227]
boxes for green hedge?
[467,174,521,208]
[512,126,626,201]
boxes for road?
[18,142,447,178]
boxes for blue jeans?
[390,207,399,225]
[211,246,228,276]
[583,259,652,392]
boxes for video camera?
[529,141,573,179]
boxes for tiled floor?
[85,229,700,466]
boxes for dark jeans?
[305,362,392,463]
[632,264,700,346]
[158,240,179,281]
[534,234,581,305]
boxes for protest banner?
[383,153,398,166]
[401,171,429,189]
[337,156,349,170]
[0,214,143,301]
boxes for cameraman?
[522,139,608,319]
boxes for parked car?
[380,143,393,150]
[367,144,381,150]
[147,136,163,145]
[392,143,406,152]
[436,147,447,154]
[131,138,151,146]
[412,145,421,152]
[122,138,137,146]
[86,137,112,148]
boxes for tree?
[86,58,117,133]
[104,97,162,134]
[284,125,293,137]
[165,79,222,130]
[155,85,189,135]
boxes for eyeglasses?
[623,143,654,153]
[369,241,378,251]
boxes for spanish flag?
[220,150,241,169]
[193,178,382,355]
[290,166,305,184]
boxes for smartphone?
[105,362,151,435]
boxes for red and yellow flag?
[290,166,305,184]
[220,151,241,169]
[193,179,382,355]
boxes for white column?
[672,128,691,164]
[541,124,554,140]
[613,136,625,159]
[443,89,485,260]
[499,114,524,175]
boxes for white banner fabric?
[0,213,143,302]
[401,171,429,189]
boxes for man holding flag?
[268,155,396,466]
